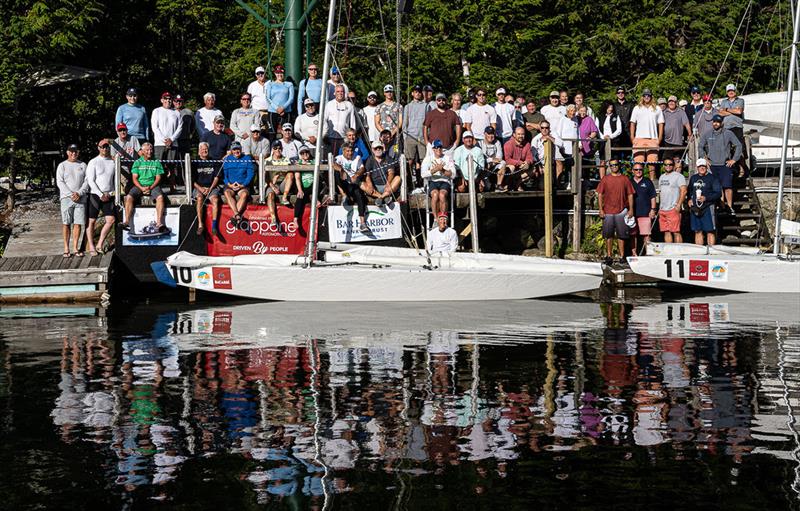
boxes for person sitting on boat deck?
[195,92,223,139]
[192,141,223,236]
[333,142,370,233]
[427,212,458,254]
[201,115,231,160]
[698,114,742,215]
[338,128,369,161]
[265,141,292,225]
[453,131,485,193]
[596,158,635,266]
[629,163,657,255]
[122,142,166,232]
[323,84,355,158]
[657,158,687,243]
[688,158,722,246]
[279,123,304,162]
[115,87,149,141]
[363,139,400,206]
[242,124,269,157]
[530,121,564,185]
[57,143,89,257]
[421,139,456,218]
[501,126,534,192]
[222,141,254,225]
[291,146,315,231]
[85,139,117,256]
[477,126,505,192]
[294,98,319,155]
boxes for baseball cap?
[303,98,315,106]
[549,90,559,97]
[726,83,736,91]
[496,87,507,95]
[272,140,283,149]
[696,158,708,167]
[423,85,434,92]
[484,126,495,134]
[668,95,678,102]
[437,211,448,218]
[657,97,666,104]
[255,66,265,75]
[462,130,474,138]
[411,84,422,92]
[230,141,242,150]
[97,139,109,147]
[282,123,293,131]
[435,92,447,100]
[383,84,394,92]
[250,124,261,132]
[367,91,378,98]
[331,66,339,74]
[116,122,128,131]
[703,94,712,101]
[126,87,137,95]
[161,91,171,99]
[371,140,383,148]
[432,139,444,148]
[712,114,723,122]
[642,88,653,96]
[67,144,79,152]
[624,216,636,228]
[174,94,184,101]
[274,64,285,73]
[299,145,311,154]
[690,85,701,93]
[213,115,225,123]
[616,86,626,93]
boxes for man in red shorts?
[657,158,687,242]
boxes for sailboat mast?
[305,0,338,262]
[775,0,800,254]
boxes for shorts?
[690,204,716,232]
[88,193,116,219]
[659,208,681,233]
[602,210,630,240]
[404,136,427,161]
[60,197,87,225]
[635,216,652,235]
[154,145,179,163]
[226,185,251,198]
[128,185,164,202]
[428,180,452,193]
[711,164,733,189]
[192,186,222,201]
[633,138,659,161]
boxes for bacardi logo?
[688,260,709,281]
[212,267,232,289]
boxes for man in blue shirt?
[629,163,657,255]
[296,63,323,112]
[222,141,255,224]
[115,88,149,141]
[688,158,722,246]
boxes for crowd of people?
[55,62,747,256]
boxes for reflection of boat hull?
[628,253,800,293]
[166,260,604,301]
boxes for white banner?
[122,207,180,246]
[328,203,403,243]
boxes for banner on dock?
[122,207,180,246]
[205,204,309,256]
[327,203,402,243]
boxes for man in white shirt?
[493,87,516,144]
[539,91,564,126]
[294,98,320,154]
[247,66,269,125]
[151,91,183,192]
[230,92,259,143]
[362,91,381,143]
[427,212,457,254]
[85,139,117,255]
[279,123,304,162]
[421,140,456,217]
[530,120,565,182]
[463,88,496,141]
[323,84,355,157]
[195,92,223,139]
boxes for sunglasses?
[174,99,184,102]
[117,128,127,131]
[241,97,251,101]
[541,126,550,130]
[99,144,109,149]
[476,93,486,96]
[633,168,644,171]
[664,163,674,166]
[609,163,620,167]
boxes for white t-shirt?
[658,171,687,211]
[362,105,380,142]
[557,116,579,156]
[247,80,268,111]
[323,99,355,139]
[630,105,664,139]
[464,103,497,139]
[294,113,319,143]
[335,154,362,178]
[427,226,458,254]
[540,104,562,125]
[280,138,304,162]
[86,155,116,196]
[493,102,516,138]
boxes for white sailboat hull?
[165,252,603,301]
[628,253,800,293]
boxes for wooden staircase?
[719,177,770,247]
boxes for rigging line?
[736,3,753,87]
[268,0,300,63]
[742,0,779,93]
[375,0,396,83]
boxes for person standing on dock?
[688,158,721,246]
[230,93,259,145]
[151,92,183,193]
[427,212,458,254]
[699,114,742,215]
[613,86,635,159]
[173,94,195,162]
[85,140,117,255]
[493,87,516,144]
[403,85,428,190]
[362,91,381,144]
[424,92,462,159]
[195,93,223,139]
[265,65,294,139]
[463,88,496,142]
[596,159,634,266]
[657,159,687,243]
[248,66,269,124]
[629,89,664,182]
[56,144,89,257]
[717,83,748,178]
[122,142,166,233]
[115,88,149,141]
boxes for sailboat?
[152,0,604,301]
[628,4,800,294]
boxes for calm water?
[1,293,799,510]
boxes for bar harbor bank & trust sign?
[328,203,403,243]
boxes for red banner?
[205,204,310,256]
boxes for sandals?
[88,250,99,257]
[62,252,72,258]
[74,251,84,257]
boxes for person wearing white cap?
[375,84,402,145]
[294,98,319,153]
[247,66,269,112]
[363,139,401,205]
[463,87,497,141]
[362,91,381,143]
[540,91,563,126]
[241,124,269,156]
[453,131,485,193]
[279,122,303,163]
[718,83,748,177]
[493,87,516,144]
[688,158,722,246]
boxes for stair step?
[720,237,769,246]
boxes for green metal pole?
[305,0,311,69]
[285,0,302,86]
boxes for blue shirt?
[297,78,323,111]
[630,177,656,217]
[688,172,721,205]
[266,81,295,113]
[337,138,369,161]
[115,103,149,140]
[222,154,254,186]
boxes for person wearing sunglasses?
[86,140,117,255]
[115,87,149,141]
[231,93,259,144]
[462,87,496,142]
